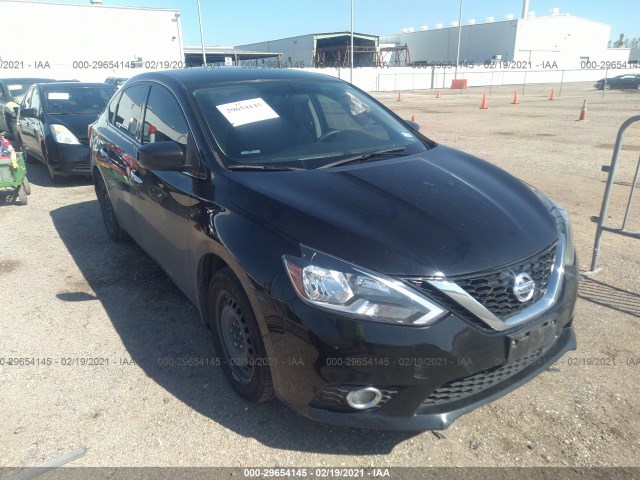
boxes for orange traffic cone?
[480,93,488,109]
[411,114,417,122]
[397,92,402,101]
[578,99,588,121]
[549,88,555,101]
[436,88,441,98]
[512,90,519,104]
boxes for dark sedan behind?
[17,82,115,182]
[595,74,640,90]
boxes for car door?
[620,75,636,89]
[28,88,47,161]
[18,87,37,156]
[98,83,149,239]
[128,83,195,293]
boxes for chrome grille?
[451,244,556,319]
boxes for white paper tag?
[8,84,22,91]
[216,98,279,127]
[48,92,70,100]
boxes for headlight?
[283,246,446,326]
[50,124,80,144]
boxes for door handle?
[130,170,144,185]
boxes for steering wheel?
[316,129,340,143]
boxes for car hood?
[46,113,99,141]
[229,145,558,277]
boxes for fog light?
[346,387,383,410]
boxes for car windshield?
[44,86,115,115]
[192,80,431,169]
[6,80,44,99]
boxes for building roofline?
[237,31,379,47]
[380,13,611,37]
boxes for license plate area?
[507,319,558,362]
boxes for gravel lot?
[1,82,639,473]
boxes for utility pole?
[454,0,463,79]
[197,0,207,67]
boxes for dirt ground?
[0,82,639,472]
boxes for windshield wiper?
[318,147,406,169]
[226,164,304,172]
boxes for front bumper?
[261,261,578,431]
[47,141,91,176]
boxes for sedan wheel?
[604,83,611,90]
[42,145,59,184]
[208,268,274,403]
[97,177,128,242]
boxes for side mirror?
[20,108,39,119]
[137,141,185,171]
[405,119,420,131]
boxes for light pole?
[454,0,463,79]
[197,0,207,67]
[350,0,354,83]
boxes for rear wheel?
[96,176,128,242]
[17,184,28,205]
[208,268,274,403]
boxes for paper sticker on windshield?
[216,98,279,127]
[48,92,70,100]
[8,85,23,91]
[401,131,414,138]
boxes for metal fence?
[583,115,640,276]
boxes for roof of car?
[128,67,343,87]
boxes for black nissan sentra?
[89,68,577,430]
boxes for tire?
[96,176,128,242]
[207,268,274,403]
[17,184,28,205]
[604,83,611,90]
[43,145,58,184]
[18,136,34,164]
[22,177,31,195]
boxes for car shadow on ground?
[579,277,640,318]
[50,200,418,454]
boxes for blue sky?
[15,0,638,45]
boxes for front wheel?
[42,145,59,184]
[208,268,274,403]
[97,176,128,242]
[604,83,611,90]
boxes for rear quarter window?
[113,84,147,140]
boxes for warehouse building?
[0,0,184,80]
[380,8,630,68]
[236,5,630,71]
[237,32,410,68]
